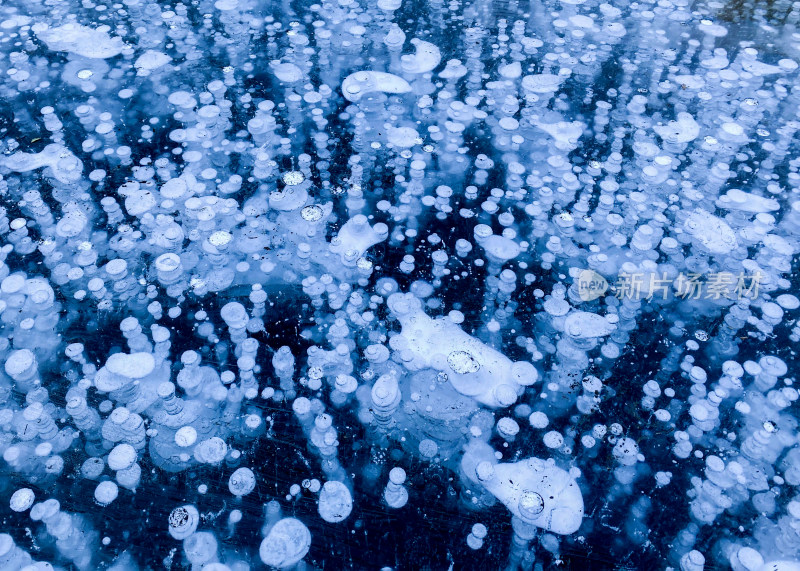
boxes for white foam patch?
[35,23,125,59]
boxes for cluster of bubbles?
[0,0,799,568]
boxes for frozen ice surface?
[0,0,799,569]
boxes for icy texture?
[0,0,798,569]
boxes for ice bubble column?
[272,346,296,394]
[310,413,346,482]
[383,467,409,508]
[4,349,40,394]
[94,352,161,414]
[0,533,37,568]
[770,500,800,560]
[369,372,401,438]
[259,518,312,569]
[547,310,617,413]
[30,499,96,570]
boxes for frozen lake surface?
[0,0,799,569]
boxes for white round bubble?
[447,351,481,374]
[10,488,35,512]
[95,481,119,506]
[107,443,137,471]
[228,467,256,497]
[318,481,353,523]
[168,504,200,540]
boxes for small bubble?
[282,171,304,186]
